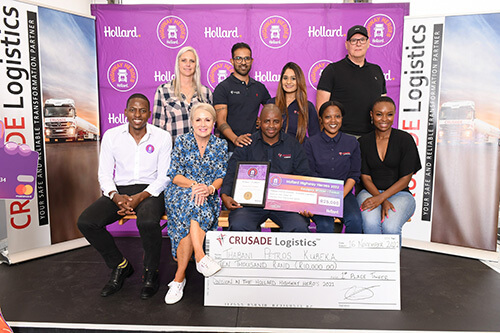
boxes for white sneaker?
[165,279,186,304]
[196,255,221,277]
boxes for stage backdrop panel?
[0,0,100,263]
[399,13,500,259]
[91,3,409,235]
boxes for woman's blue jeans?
[356,189,416,235]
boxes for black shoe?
[100,263,134,297]
[140,269,159,300]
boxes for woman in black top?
[357,96,421,236]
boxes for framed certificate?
[232,162,270,207]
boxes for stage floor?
[1,237,500,332]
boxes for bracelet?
[190,182,197,188]
[209,184,216,195]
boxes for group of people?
[77,25,421,305]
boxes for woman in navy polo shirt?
[268,62,320,144]
[357,96,421,236]
[303,101,362,233]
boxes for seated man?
[221,104,310,232]
[77,93,172,299]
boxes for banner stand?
[0,239,89,266]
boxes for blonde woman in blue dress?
[164,103,228,304]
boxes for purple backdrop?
[91,3,409,235]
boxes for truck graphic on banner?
[438,101,500,144]
[43,99,99,142]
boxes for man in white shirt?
[78,93,172,299]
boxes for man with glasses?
[214,42,271,153]
[316,25,386,137]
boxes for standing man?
[214,42,271,153]
[221,104,310,232]
[316,25,386,137]
[78,93,172,299]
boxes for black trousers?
[77,184,165,270]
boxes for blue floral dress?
[165,132,228,258]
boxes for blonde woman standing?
[153,46,212,143]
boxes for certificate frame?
[232,162,270,207]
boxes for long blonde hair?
[172,46,209,103]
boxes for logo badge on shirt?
[278,153,292,159]
[146,144,155,154]
[338,152,351,156]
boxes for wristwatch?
[109,191,117,200]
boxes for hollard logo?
[207,60,233,90]
[308,60,331,90]
[364,14,395,47]
[107,60,138,92]
[104,26,140,38]
[154,70,175,83]
[204,26,241,39]
[157,16,188,49]
[308,25,344,38]
[108,113,127,125]
[259,15,291,49]
[384,69,395,82]
[254,70,280,83]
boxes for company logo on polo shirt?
[107,60,138,92]
[103,26,140,38]
[207,60,233,90]
[255,70,280,83]
[157,16,188,49]
[146,144,155,154]
[339,151,351,156]
[308,60,331,90]
[204,26,241,39]
[259,15,291,49]
[364,14,395,47]
[154,70,175,82]
[307,25,343,38]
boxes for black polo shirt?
[213,73,270,151]
[221,131,310,196]
[317,56,386,136]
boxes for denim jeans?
[356,189,415,235]
[313,192,362,233]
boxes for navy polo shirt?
[221,131,310,196]
[303,131,361,183]
[317,56,386,136]
[213,73,271,151]
[267,97,320,140]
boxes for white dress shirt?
[98,123,172,197]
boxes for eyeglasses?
[348,37,368,45]
[233,56,252,63]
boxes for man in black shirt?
[316,25,386,137]
[214,42,270,152]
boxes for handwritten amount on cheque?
[212,247,394,283]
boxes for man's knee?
[278,213,309,232]
[228,209,260,231]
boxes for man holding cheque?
[220,104,311,232]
